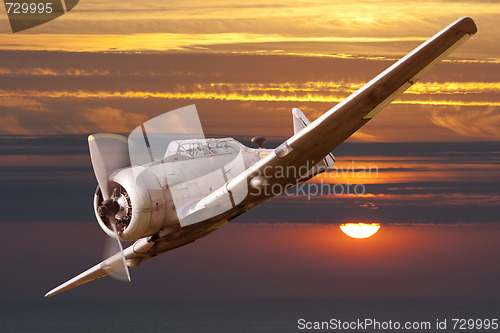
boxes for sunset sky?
[0,1,499,142]
[0,2,499,325]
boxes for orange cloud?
[0,33,427,53]
[0,67,109,76]
[0,82,498,107]
[430,105,500,139]
[0,105,149,135]
[0,115,30,134]
[0,0,498,59]
[0,96,48,111]
[82,106,148,133]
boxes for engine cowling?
[94,166,179,241]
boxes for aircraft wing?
[221,17,477,202]
[44,238,152,297]
[288,17,476,156]
[45,222,219,297]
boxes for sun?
[339,223,381,239]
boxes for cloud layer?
[1,52,499,141]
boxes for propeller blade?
[88,134,130,200]
[103,221,131,282]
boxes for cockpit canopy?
[164,138,240,159]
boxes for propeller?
[88,133,131,281]
[104,217,131,281]
[98,187,131,281]
[88,133,130,200]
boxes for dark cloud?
[0,134,89,155]
[334,141,500,158]
[1,136,498,225]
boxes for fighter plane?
[45,17,477,297]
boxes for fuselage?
[95,138,274,241]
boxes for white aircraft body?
[45,17,477,297]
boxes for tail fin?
[292,108,311,134]
[292,108,335,180]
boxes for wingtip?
[451,17,477,35]
[44,285,64,297]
